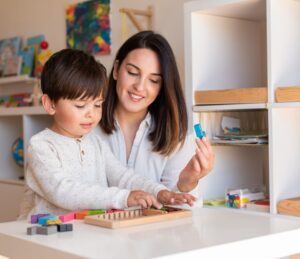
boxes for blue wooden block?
[194,123,206,139]
[38,215,57,225]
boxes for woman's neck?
[115,107,147,161]
[115,107,147,130]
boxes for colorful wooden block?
[30,213,50,224]
[75,211,88,220]
[59,212,75,222]
[57,224,73,232]
[46,219,62,225]
[36,225,57,235]
[38,215,57,225]
[27,226,38,235]
[194,123,206,139]
[88,209,106,215]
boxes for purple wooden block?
[30,213,50,224]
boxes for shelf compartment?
[186,1,267,95]
[195,87,267,105]
[275,86,300,102]
[0,75,37,85]
[0,116,24,180]
[0,106,46,116]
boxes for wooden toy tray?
[84,207,192,229]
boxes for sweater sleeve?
[100,139,168,197]
[26,137,130,210]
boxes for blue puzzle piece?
[194,123,206,139]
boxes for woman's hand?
[157,190,196,206]
[177,137,214,193]
[127,190,162,209]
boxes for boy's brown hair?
[41,48,107,102]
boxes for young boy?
[19,49,195,219]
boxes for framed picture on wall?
[66,0,111,56]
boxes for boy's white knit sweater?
[19,128,167,219]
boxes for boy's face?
[49,95,103,138]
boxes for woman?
[98,31,214,199]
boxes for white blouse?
[96,113,201,200]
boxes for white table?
[1,207,300,259]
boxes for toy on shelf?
[225,188,265,209]
[0,92,32,107]
[84,206,192,229]
[35,40,52,78]
[11,137,24,168]
[0,36,21,77]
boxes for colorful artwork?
[19,47,35,76]
[0,36,21,76]
[66,0,111,56]
[3,56,22,76]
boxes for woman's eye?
[95,104,102,108]
[128,71,138,76]
[150,79,161,85]
[75,105,85,109]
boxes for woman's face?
[113,48,162,116]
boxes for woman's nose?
[134,77,145,91]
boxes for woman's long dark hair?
[100,31,188,155]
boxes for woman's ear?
[113,60,119,80]
[42,94,56,115]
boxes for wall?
[0,0,189,84]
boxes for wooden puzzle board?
[84,207,192,229]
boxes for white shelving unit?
[0,76,51,222]
[184,0,300,214]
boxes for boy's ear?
[42,94,56,115]
[113,60,119,80]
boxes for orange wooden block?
[75,211,89,220]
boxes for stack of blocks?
[27,209,115,235]
[27,213,74,235]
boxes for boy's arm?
[26,139,130,210]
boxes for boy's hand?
[157,190,197,206]
[127,190,162,209]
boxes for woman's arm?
[177,137,214,192]
[162,134,214,193]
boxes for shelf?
[270,103,300,109]
[0,178,24,186]
[194,87,267,105]
[0,75,37,85]
[212,143,268,147]
[193,103,267,112]
[0,106,46,116]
